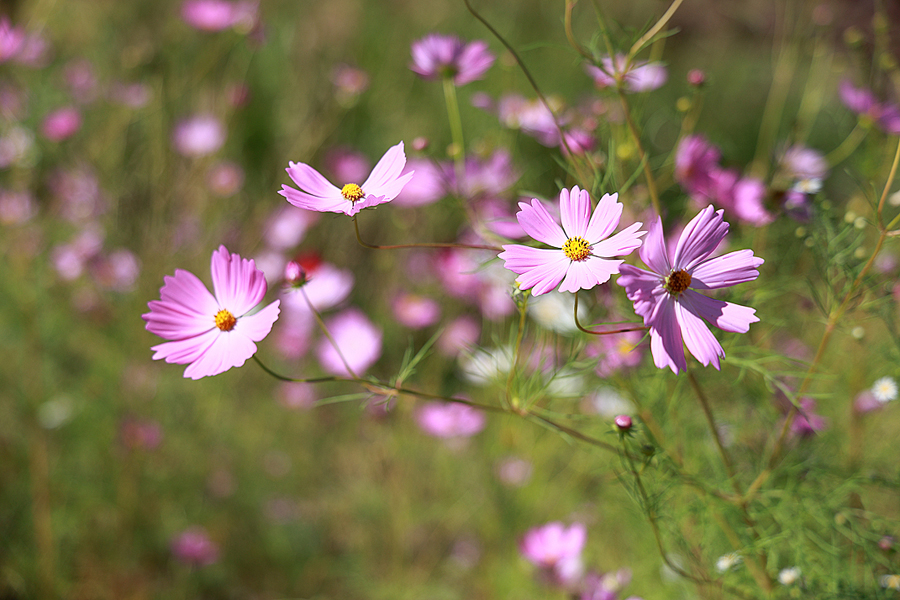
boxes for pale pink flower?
[207,160,244,196]
[277,381,316,410]
[263,206,317,251]
[585,328,644,376]
[617,206,763,374]
[416,401,486,438]
[90,249,141,292]
[41,107,81,142]
[172,115,226,157]
[171,527,219,566]
[500,187,644,295]
[437,315,480,357]
[181,0,256,31]
[323,147,371,184]
[392,158,448,207]
[142,246,281,379]
[393,293,440,328]
[315,308,382,376]
[586,55,667,92]
[410,34,495,86]
[520,522,587,587]
[0,18,24,63]
[280,142,414,217]
[789,397,828,437]
[0,189,36,224]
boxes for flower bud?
[614,414,633,431]
[412,136,429,151]
[284,260,308,287]
[687,69,706,87]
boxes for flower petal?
[499,244,569,295]
[590,221,644,257]
[210,246,268,316]
[515,198,567,247]
[285,161,342,199]
[690,249,763,289]
[637,216,670,275]
[559,186,591,239]
[648,297,686,374]
[674,299,724,369]
[151,328,220,365]
[279,185,348,214]
[584,192,623,242]
[559,256,621,292]
[234,300,281,342]
[182,330,259,380]
[617,264,665,321]
[362,142,407,195]
[681,289,759,333]
[143,268,218,339]
[672,205,729,270]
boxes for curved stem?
[353,215,502,252]
[618,92,662,214]
[573,290,647,335]
[826,123,867,168]
[442,76,467,187]
[626,0,685,61]
[300,286,358,379]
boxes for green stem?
[826,123,867,168]
[442,76,467,188]
[618,92,662,214]
[573,290,647,335]
[505,292,529,411]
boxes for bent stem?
[573,291,647,335]
[626,0,685,61]
[826,123,867,168]
[353,216,502,252]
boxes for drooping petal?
[680,289,759,333]
[559,186,591,239]
[210,246,267,316]
[278,185,348,214]
[284,161,343,199]
[671,205,729,270]
[590,221,644,257]
[617,264,665,321]
[361,142,408,196]
[515,198,567,247]
[674,299,724,369]
[499,244,569,295]
[637,216,670,275]
[558,256,622,292]
[150,328,220,365]
[143,299,215,340]
[689,249,763,289]
[648,297,687,374]
[183,330,259,380]
[233,300,281,342]
[583,192,623,243]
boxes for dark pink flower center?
[664,269,692,294]
[214,308,236,331]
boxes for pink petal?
[672,205,729,270]
[285,161,342,198]
[674,300,724,369]
[233,300,281,342]
[584,192,623,243]
[648,297,687,373]
[637,216,670,275]
[515,198,567,247]
[689,249,763,289]
[158,269,218,315]
[182,330,258,380]
[680,290,759,333]
[558,256,620,292]
[617,264,665,321]
[278,185,348,214]
[143,299,215,340]
[559,186,591,239]
[210,246,267,316]
[362,142,407,195]
[590,221,644,257]
[499,244,569,295]
[151,328,220,365]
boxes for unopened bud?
[284,260,308,287]
[412,136,429,152]
[614,414,633,431]
[687,69,706,87]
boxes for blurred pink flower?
[495,456,532,487]
[119,417,163,450]
[316,308,382,376]
[109,82,152,108]
[49,165,106,223]
[674,134,720,198]
[789,397,828,437]
[392,158,448,207]
[15,32,49,67]
[854,390,883,414]
[323,146,371,184]
[393,293,440,328]
[281,142,414,217]
[410,34,495,86]
[172,114,226,157]
[437,315,480,357]
[331,64,369,105]
[0,189,36,224]
[282,257,353,311]
[64,58,98,104]
[779,145,828,181]
[277,381,316,410]
[41,107,81,142]
[586,55,667,92]
[91,249,141,292]
[171,527,219,566]
[617,206,763,374]
[840,80,900,134]
[51,227,105,281]
[181,0,257,31]
[0,17,24,62]
[500,187,644,295]
[416,401,486,438]
[263,206,317,251]
[207,160,244,196]
[0,126,33,168]
[143,246,281,379]
[585,328,644,377]
[520,522,587,587]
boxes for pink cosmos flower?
[499,187,644,295]
[520,522,587,587]
[181,0,255,31]
[617,206,763,374]
[416,401,486,438]
[674,134,720,198]
[280,142,414,217]
[171,527,219,566]
[410,34,495,86]
[315,308,382,376]
[41,107,81,142]
[0,17,24,63]
[142,246,281,379]
[172,115,226,157]
[393,292,440,328]
[839,80,900,134]
[585,55,667,93]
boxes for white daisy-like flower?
[881,574,900,590]
[715,552,742,573]
[778,566,801,586]
[872,376,898,403]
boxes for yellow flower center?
[214,308,237,331]
[664,269,692,294]
[341,183,365,203]
[562,236,592,261]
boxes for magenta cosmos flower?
[279,142,414,217]
[143,246,281,380]
[617,206,763,374]
[410,34,495,86]
[499,186,644,295]
[520,522,587,586]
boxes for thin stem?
[573,290,647,335]
[442,76,467,187]
[687,370,739,493]
[353,216,502,252]
[618,92,662,214]
[826,123,867,167]
[300,286,359,379]
[626,0,685,61]
[505,293,529,411]
[564,0,594,62]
